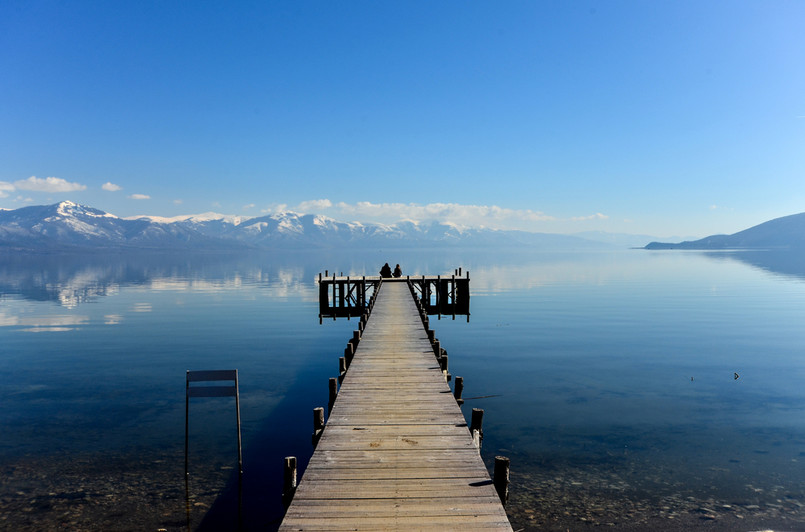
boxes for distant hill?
[573,231,697,249]
[0,201,615,252]
[645,212,805,250]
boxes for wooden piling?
[312,407,325,445]
[454,376,464,405]
[344,343,354,366]
[328,377,338,411]
[339,356,347,375]
[471,408,484,448]
[282,456,297,508]
[494,456,510,505]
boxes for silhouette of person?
[379,263,392,278]
[392,264,402,278]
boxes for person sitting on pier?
[392,264,402,278]
[379,263,392,278]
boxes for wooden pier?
[280,278,511,530]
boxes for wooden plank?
[320,424,471,436]
[284,499,507,516]
[280,516,512,530]
[279,281,510,531]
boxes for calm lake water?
[1,248,805,531]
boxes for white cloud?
[242,203,256,210]
[258,199,613,232]
[264,199,555,230]
[173,199,183,205]
[296,199,333,212]
[129,193,150,200]
[14,176,86,192]
[0,181,13,198]
[332,201,555,229]
[102,182,122,191]
[571,213,609,221]
[262,203,288,214]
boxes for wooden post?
[470,408,484,433]
[422,275,428,308]
[353,329,361,344]
[454,376,464,405]
[436,275,441,316]
[312,407,325,445]
[339,356,347,375]
[282,456,297,508]
[433,339,440,358]
[427,329,435,342]
[328,377,338,412]
[451,274,456,319]
[440,351,449,381]
[345,343,354,366]
[494,456,510,505]
[470,408,484,448]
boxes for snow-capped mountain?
[0,201,611,252]
[127,212,249,237]
[0,201,237,251]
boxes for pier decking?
[279,279,511,530]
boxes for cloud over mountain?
[14,176,87,193]
[265,199,563,231]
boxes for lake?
[1,248,804,531]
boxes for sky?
[1,1,804,238]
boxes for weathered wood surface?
[279,281,511,531]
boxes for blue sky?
[1,1,803,237]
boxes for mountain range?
[4,202,799,253]
[0,201,613,252]
[645,212,805,250]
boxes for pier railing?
[318,269,470,319]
